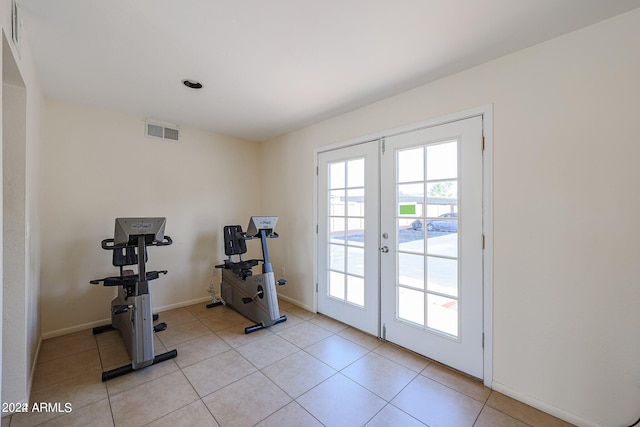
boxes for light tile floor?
[3,300,574,427]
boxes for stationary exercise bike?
[91,217,177,381]
[209,216,287,333]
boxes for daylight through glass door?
[396,140,459,337]
[328,158,366,307]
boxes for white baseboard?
[41,318,112,340]
[28,336,42,395]
[278,294,314,312]
[491,381,597,427]
[41,296,213,340]
[154,296,212,313]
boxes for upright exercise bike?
[209,216,287,333]
[91,217,177,381]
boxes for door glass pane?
[330,189,346,216]
[330,162,345,189]
[427,294,458,337]
[329,271,345,299]
[426,181,457,202]
[426,141,457,180]
[398,183,424,217]
[398,218,424,249]
[427,256,458,297]
[330,244,345,272]
[398,252,424,289]
[347,217,365,247]
[427,229,457,257]
[347,158,365,187]
[326,157,367,309]
[347,188,364,216]
[398,147,424,183]
[330,217,345,243]
[398,287,424,326]
[346,246,364,276]
[395,138,462,338]
[346,275,364,306]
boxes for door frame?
[313,104,493,387]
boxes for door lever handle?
[379,246,389,253]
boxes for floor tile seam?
[389,401,432,426]
[290,372,406,427]
[369,346,433,374]
[289,348,340,379]
[30,366,106,395]
[334,346,375,373]
[246,392,295,425]
[252,400,323,427]
[154,328,212,348]
[46,390,110,420]
[238,342,304,372]
[340,365,422,403]
[292,370,343,399]
[186,368,290,425]
[138,396,202,427]
[336,331,385,353]
[194,316,231,333]
[36,342,100,365]
[11,405,68,427]
[290,371,346,425]
[103,360,181,400]
[386,372,488,425]
[153,318,199,330]
[271,320,338,349]
[416,369,491,405]
[473,402,536,427]
[176,346,249,373]
[173,347,235,370]
[367,402,428,427]
[298,345,353,374]
[106,397,116,427]
[307,317,350,335]
[118,366,206,425]
[95,339,129,356]
[372,342,434,372]
[256,351,319,401]
[34,346,101,371]
[178,352,259,400]
[481,398,539,427]
[379,355,433,375]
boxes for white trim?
[27,337,42,404]
[40,296,211,339]
[313,104,494,385]
[492,381,596,427]
[315,105,492,155]
[482,105,494,387]
[278,293,314,312]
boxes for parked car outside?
[411,212,458,232]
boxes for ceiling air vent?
[145,121,180,142]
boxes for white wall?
[40,99,262,335]
[261,9,640,427]
[0,0,44,406]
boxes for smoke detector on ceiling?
[145,121,180,142]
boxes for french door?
[317,115,484,378]
[380,116,484,378]
[317,141,380,336]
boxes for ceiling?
[18,0,640,142]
